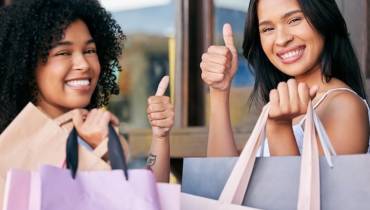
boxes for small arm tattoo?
[146,153,157,166]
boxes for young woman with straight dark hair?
[201,0,369,156]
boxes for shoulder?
[324,90,368,119]
[318,89,369,153]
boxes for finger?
[92,108,107,125]
[223,23,236,53]
[309,85,319,99]
[147,113,152,121]
[155,75,170,96]
[150,105,174,120]
[151,118,174,128]
[72,110,85,129]
[277,82,290,114]
[298,83,310,109]
[148,96,171,104]
[200,61,224,74]
[147,103,168,114]
[149,112,169,121]
[201,71,224,84]
[200,60,229,74]
[98,109,119,126]
[202,53,231,67]
[100,111,114,126]
[207,46,232,56]
[83,108,98,126]
[109,112,120,126]
[269,89,280,117]
[287,79,299,113]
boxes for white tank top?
[260,88,370,156]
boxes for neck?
[295,64,325,91]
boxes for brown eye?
[261,27,274,33]
[55,51,71,56]
[288,17,302,25]
[85,49,97,54]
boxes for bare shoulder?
[324,90,368,119]
[318,90,369,154]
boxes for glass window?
[100,0,176,129]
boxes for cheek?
[88,57,101,76]
[260,36,275,58]
[35,70,54,99]
[313,36,324,55]
[302,31,324,58]
[35,63,67,88]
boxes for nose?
[275,26,293,47]
[72,53,89,71]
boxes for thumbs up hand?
[200,23,238,91]
[147,76,174,140]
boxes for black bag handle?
[66,124,129,180]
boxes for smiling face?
[257,0,324,79]
[35,19,100,118]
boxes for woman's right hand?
[268,79,318,124]
[200,23,238,91]
[72,108,120,148]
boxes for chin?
[65,100,91,109]
[277,64,308,77]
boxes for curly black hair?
[0,0,125,132]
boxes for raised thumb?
[223,23,236,52]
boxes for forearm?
[266,120,300,156]
[207,88,238,156]
[148,135,170,183]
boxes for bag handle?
[218,105,270,204]
[297,102,320,210]
[219,102,335,208]
[219,105,269,205]
[66,124,129,180]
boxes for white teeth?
[280,49,303,60]
[66,79,90,87]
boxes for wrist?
[152,134,169,142]
[210,86,230,95]
[267,119,292,131]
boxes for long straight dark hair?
[243,0,367,104]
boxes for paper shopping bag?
[0,103,125,206]
[182,103,356,210]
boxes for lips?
[276,46,306,64]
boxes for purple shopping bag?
[39,166,161,210]
[3,167,180,210]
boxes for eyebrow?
[52,39,95,47]
[258,9,302,26]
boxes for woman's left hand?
[147,76,174,140]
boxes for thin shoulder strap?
[297,88,365,126]
[313,88,360,109]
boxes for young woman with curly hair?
[0,0,173,182]
[201,0,369,156]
